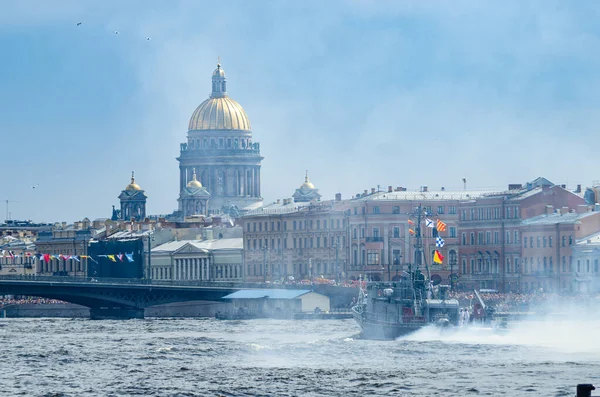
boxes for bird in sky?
[114,30,119,34]
[32,184,39,189]
[76,22,82,26]
[146,37,151,41]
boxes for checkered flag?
[436,236,445,248]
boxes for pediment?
[172,242,209,255]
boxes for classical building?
[119,172,147,221]
[150,238,243,282]
[292,171,321,203]
[178,169,210,218]
[241,199,349,283]
[457,181,590,292]
[35,227,92,277]
[177,62,263,214]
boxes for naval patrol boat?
[351,205,460,339]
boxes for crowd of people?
[0,297,67,307]
[449,291,600,312]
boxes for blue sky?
[2,0,600,222]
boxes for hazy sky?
[2,0,600,222]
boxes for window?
[293,221,297,230]
[283,222,287,231]
[562,256,566,272]
[425,206,432,214]
[253,240,257,249]
[437,206,444,214]
[253,223,257,232]
[569,236,573,246]
[537,237,540,248]
[478,232,484,245]
[577,260,581,273]
[462,233,466,245]
[361,207,366,214]
[353,228,357,239]
[514,231,519,244]
[284,239,287,249]
[393,227,400,238]
[361,228,365,238]
[337,219,340,229]
[506,231,511,244]
[530,237,533,248]
[317,238,320,248]
[247,223,250,232]
[316,220,320,229]
[393,206,400,214]
[449,206,456,215]
[323,237,327,248]
[259,223,262,232]
[549,236,552,247]
[449,227,457,238]
[310,238,313,248]
[270,221,274,231]
[462,259,467,274]
[354,208,357,215]
[543,237,547,248]
[373,228,380,238]
[595,259,599,273]
[392,249,401,265]
[367,250,380,265]
[587,260,591,273]
[310,220,313,229]
[486,232,491,244]
[562,236,566,247]
[524,238,527,248]
[373,206,380,214]
[470,232,475,245]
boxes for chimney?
[576,184,582,193]
[422,186,428,192]
[508,184,522,190]
[561,184,566,189]
[335,193,342,201]
[276,199,281,204]
[441,187,445,191]
[396,187,401,191]
[562,207,569,214]
[388,186,393,193]
[371,188,376,194]
[363,190,368,196]
[546,205,554,215]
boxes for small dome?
[301,171,315,189]
[187,169,203,188]
[125,172,141,191]
[212,63,225,78]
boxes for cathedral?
[118,172,147,221]
[176,62,263,215]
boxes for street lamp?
[147,232,155,281]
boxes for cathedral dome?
[125,172,141,191]
[188,62,251,131]
[301,172,315,190]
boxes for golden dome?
[188,96,251,131]
[187,169,203,188]
[125,171,141,191]
[188,62,251,131]
[301,171,315,189]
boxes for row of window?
[523,235,573,249]
[461,230,520,245]
[461,206,520,221]
[246,218,344,233]
[246,262,341,278]
[351,226,458,239]
[246,236,345,250]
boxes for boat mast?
[414,204,432,293]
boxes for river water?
[0,316,597,396]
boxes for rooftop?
[222,289,312,300]
[152,238,243,253]
[521,210,597,226]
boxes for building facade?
[177,62,263,214]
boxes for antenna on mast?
[462,177,467,191]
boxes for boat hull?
[352,307,425,340]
